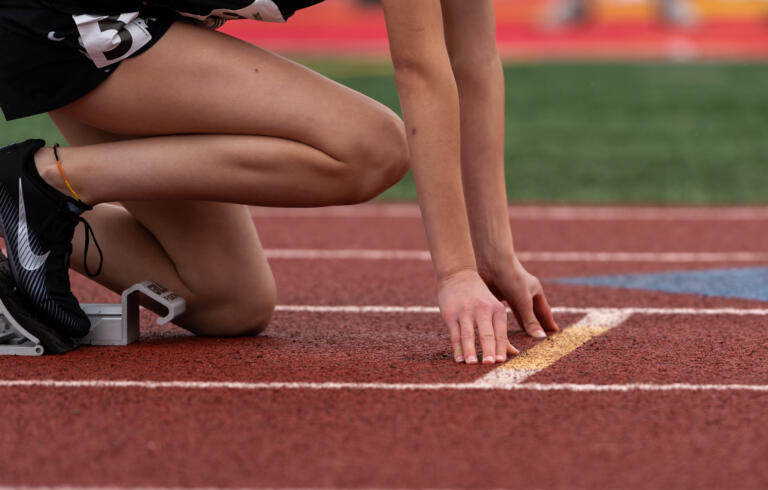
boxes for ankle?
[34,147,90,204]
[34,147,65,192]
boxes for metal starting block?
[0,280,186,356]
[0,311,44,356]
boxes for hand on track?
[479,255,559,340]
[437,269,518,364]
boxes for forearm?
[442,0,516,271]
[455,57,515,269]
[382,0,477,281]
[395,69,476,280]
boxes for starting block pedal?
[0,280,186,356]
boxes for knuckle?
[478,299,495,311]
[460,331,475,341]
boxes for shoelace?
[79,217,103,277]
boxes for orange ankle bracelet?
[52,143,81,201]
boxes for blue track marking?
[557,266,768,301]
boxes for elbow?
[391,53,455,91]
[392,61,437,90]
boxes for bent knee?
[179,278,277,337]
[223,294,276,337]
[340,111,410,203]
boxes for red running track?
[1,204,768,489]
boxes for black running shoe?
[0,139,101,337]
[0,251,79,354]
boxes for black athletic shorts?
[0,1,323,121]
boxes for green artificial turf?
[3,61,768,203]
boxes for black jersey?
[0,0,326,120]
[0,0,324,21]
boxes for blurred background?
[3,0,768,203]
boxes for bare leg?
[36,22,410,335]
[52,115,276,336]
[40,21,409,206]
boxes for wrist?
[465,206,516,272]
[475,237,515,265]
[435,265,479,287]
[475,242,517,281]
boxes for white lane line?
[518,251,768,262]
[477,369,538,385]
[0,487,486,490]
[276,305,768,316]
[569,309,635,328]
[264,249,768,262]
[276,305,442,314]
[1,379,767,393]
[478,310,634,386]
[0,488,391,490]
[266,249,430,260]
[0,488,266,490]
[251,204,768,221]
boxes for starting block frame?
[0,280,186,356]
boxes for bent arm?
[381,0,476,281]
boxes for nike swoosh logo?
[47,31,65,42]
[17,179,50,271]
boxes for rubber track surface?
[1,205,767,488]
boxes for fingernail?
[482,356,495,365]
[455,355,464,363]
[533,328,547,339]
[466,356,477,364]
[496,355,507,362]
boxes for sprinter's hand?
[479,255,559,339]
[437,269,519,364]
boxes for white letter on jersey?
[73,13,153,68]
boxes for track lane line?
[264,249,768,262]
[275,305,768,316]
[0,487,486,490]
[1,379,768,392]
[0,487,450,490]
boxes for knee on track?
[178,276,277,337]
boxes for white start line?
[0,379,766,393]
[274,305,768,316]
[263,249,768,263]
[0,487,478,490]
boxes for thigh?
[51,112,274,307]
[52,20,400,161]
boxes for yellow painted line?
[486,309,634,383]
[499,325,611,371]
